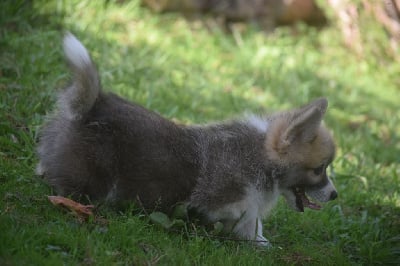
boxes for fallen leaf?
[149,211,172,229]
[212,221,224,235]
[48,196,94,221]
[171,203,188,220]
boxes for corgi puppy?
[37,33,337,247]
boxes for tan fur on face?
[265,99,335,167]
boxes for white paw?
[35,162,45,175]
[255,235,272,248]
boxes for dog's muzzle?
[305,177,338,203]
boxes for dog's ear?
[281,98,328,147]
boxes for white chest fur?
[208,184,279,221]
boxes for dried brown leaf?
[48,195,94,221]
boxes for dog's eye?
[313,165,325,175]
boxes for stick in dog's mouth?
[293,187,321,212]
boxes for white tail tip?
[63,32,91,68]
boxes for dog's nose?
[330,191,338,200]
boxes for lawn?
[1,0,399,265]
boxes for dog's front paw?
[255,235,272,248]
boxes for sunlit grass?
[1,0,399,264]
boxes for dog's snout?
[329,190,338,200]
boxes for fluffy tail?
[58,32,100,120]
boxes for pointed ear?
[281,98,328,146]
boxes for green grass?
[1,0,399,265]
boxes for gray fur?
[188,121,285,211]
